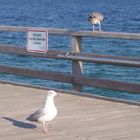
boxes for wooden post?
[71,36,83,92]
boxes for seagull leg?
[45,123,48,133]
[92,25,95,31]
[98,22,102,31]
[42,122,47,133]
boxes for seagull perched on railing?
[26,90,58,133]
[88,12,104,31]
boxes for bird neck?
[44,96,55,108]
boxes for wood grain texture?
[71,36,83,91]
[0,83,140,140]
[0,25,140,39]
[0,65,140,93]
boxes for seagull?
[88,12,104,31]
[26,90,58,133]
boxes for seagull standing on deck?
[26,90,58,133]
[88,12,104,31]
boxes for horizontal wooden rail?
[58,55,140,68]
[0,45,65,59]
[0,45,139,61]
[0,45,140,67]
[0,65,139,93]
[0,26,140,39]
[73,76,140,94]
[0,65,71,83]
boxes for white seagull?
[26,90,58,133]
[88,12,104,31]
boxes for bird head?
[88,15,92,22]
[47,90,58,98]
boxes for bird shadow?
[2,117,37,129]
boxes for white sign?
[26,29,48,53]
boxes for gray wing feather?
[26,108,45,122]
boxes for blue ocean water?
[0,0,140,101]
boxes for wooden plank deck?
[0,83,140,140]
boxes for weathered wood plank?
[0,45,66,58]
[0,84,140,140]
[0,25,140,39]
[0,65,139,93]
[73,76,140,93]
[0,65,71,83]
[71,36,83,91]
[59,54,140,67]
[0,45,140,67]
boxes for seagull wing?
[26,108,45,122]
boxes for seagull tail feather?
[26,114,37,122]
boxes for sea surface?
[0,0,140,101]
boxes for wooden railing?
[0,26,140,93]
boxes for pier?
[0,26,140,139]
[0,83,140,140]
